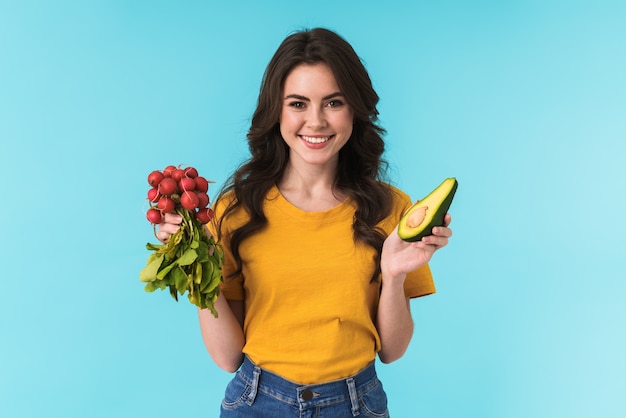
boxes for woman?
[157,27,452,417]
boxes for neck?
[277,162,346,211]
[279,161,336,191]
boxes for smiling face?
[279,63,354,173]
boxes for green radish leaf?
[176,248,198,266]
[144,282,158,293]
[188,291,199,306]
[140,254,164,282]
[194,262,203,285]
[145,280,167,292]
[173,267,188,294]
[146,242,162,251]
[206,268,221,293]
[199,263,212,291]
[169,285,179,301]
[204,293,219,317]
[195,241,209,263]
[156,262,177,280]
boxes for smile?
[300,135,332,144]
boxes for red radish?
[147,170,164,187]
[163,165,176,178]
[195,207,214,224]
[180,191,199,210]
[157,196,176,213]
[146,208,163,224]
[196,192,209,209]
[158,177,177,195]
[194,176,209,193]
[145,166,213,227]
[147,188,161,203]
[179,177,196,192]
[172,169,185,182]
[184,167,198,178]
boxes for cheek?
[279,112,300,133]
[333,112,354,135]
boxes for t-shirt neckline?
[268,184,355,220]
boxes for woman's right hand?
[154,212,183,243]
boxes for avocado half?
[398,178,458,242]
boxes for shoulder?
[372,183,413,232]
[213,189,237,215]
[380,183,413,211]
[211,189,247,234]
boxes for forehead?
[283,63,340,93]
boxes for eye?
[326,99,344,108]
[288,101,306,109]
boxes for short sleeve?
[404,263,436,298]
[207,193,245,301]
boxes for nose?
[307,107,327,129]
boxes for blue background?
[1,1,624,417]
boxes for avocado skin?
[398,178,458,242]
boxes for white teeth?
[301,135,331,144]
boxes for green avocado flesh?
[398,177,458,242]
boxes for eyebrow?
[284,92,344,101]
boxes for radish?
[179,177,196,192]
[194,176,209,193]
[197,192,209,209]
[148,170,164,187]
[147,188,161,203]
[184,167,198,178]
[163,165,176,178]
[195,207,214,224]
[172,169,185,182]
[158,177,177,195]
[146,208,163,224]
[180,191,199,210]
[157,196,176,213]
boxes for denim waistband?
[237,355,379,413]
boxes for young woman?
[156,27,453,418]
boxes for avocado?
[398,178,458,242]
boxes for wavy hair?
[216,28,393,282]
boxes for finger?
[421,233,449,249]
[442,213,452,227]
[155,229,172,243]
[154,214,182,243]
[158,221,181,236]
[431,225,452,238]
[162,212,183,225]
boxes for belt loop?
[246,365,261,406]
[346,377,359,416]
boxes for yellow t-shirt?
[212,184,435,384]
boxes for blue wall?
[1,1,624,417]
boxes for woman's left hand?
[381,214,453,282]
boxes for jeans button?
[302,389,313,401]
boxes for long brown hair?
[216,28,393,282]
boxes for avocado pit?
[406,206,428,228]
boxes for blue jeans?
[220,356,389,417]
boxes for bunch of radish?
[140,165,223,317]
[145,165,214,225]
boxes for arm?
[157,213,245,373]
[198,296,245,372]
[376,215,452,363]
[376,273,413,364]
